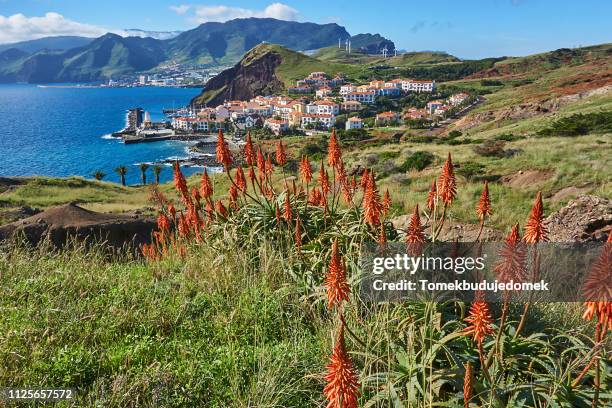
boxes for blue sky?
[1,0,611,58]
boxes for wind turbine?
[381,46,388,58]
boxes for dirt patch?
[546,195,611,242]
[0,202,156,250]
[391,215,504,242]
[500,170,555,188]
[550,185,592,202]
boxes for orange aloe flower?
[191,187,201,206]
[582,232,612,335]
[177,211,189,237]
[300,155,313,184]
[437,153,457,205]
[406,204,425,256]
[167,203,176,220]
[156,212,171,234]
[494,223,527,284]
[283,194,293,221]
[382,189,391,216]
[476,180,492,222]
[523,191,548,244]
[256,146,265,173]
[426,178,437,212]
[309,188,322,206]
[275,139,287,166]
[215,200,228,217]
[235,166,246,192]
[326,238,350,308]
[216,129,233,168]
[265,153,274,176]
[319,159,330,196]
[229,184,239,209]
[173,161,190,204]
[463,362,473,408]
[200,168,213,200]
[324,323,360,408]
[359,168,369,190]
[328,128,342,169]
[363,171,382,227]
[464,291,495,346]
[341,180,354,204]
[205,200,214,221]
[244,131,255,166]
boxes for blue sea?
[0,84,207,185]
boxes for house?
[310,100,339,115]
[316,86,332,98]
[434,105,450,116]
[300,113,336,129]
[345,116,363,130]
[375,111,400,125]
[172,116,210,132]
[341,100,363,112]
[403,108,428,120]
[402,80,436,92]
[449,93,469,106]
[426,100,445,115]
[374,87,401,97]
[344,91,376,104]
[340,84,354,96]
[264,118,289,135]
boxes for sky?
[0,0,611,59]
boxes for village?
[120,71,476,144]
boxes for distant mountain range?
[0,18,395,83]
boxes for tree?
[139,163,150,185]
[93,170,106,181]
[115,165,127,186]
[152,165,162,184]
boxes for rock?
[0,203,156,250]
[546,195,611,242]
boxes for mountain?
[166,18,350,65]
[0,34,167,83]
[0,18,394,83]
[349,34,395,54]
[191,44,360,107]
[0,36,94,54]
[122,29,182,40]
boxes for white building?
[340,84,355,96]
[449,93,469,106]
[300,113,336,129]
[316,86,332,98]
[402,80,436,93]
[264,118,289,135]
[344,91,376,104]
[307,100,340,115]
[172,117,210,132]
[345,117,363,130]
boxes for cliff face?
[191,47,286,106]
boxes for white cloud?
[169,5,191,15]
[0,12,117,44]
[191,2,299,24]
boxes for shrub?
[537,111,612,137]
[398,151,435,172]
[481,79,503,86]
[456,161,486,180]
[378,151,400,160]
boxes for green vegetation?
[397,151,435,172]
[537,111,612,137]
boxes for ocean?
[0,84,209,185]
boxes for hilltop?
[191,44,361,106]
